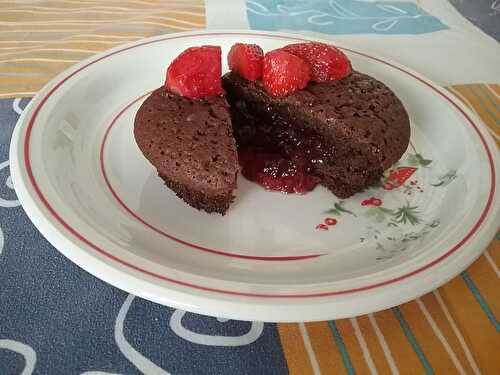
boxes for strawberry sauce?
[238,150,321,194]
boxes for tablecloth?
[0,1,499,374]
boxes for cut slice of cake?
[134,88,238,214]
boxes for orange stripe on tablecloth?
[0,49,101,58]
[305,321,347,374]
[398,301,459,373]
[0,0,206,98]
[0,40,123,53]
[0,58,79,66]
[465,254,500,320]
[125,20,200,31]
[0,23,197,33]
[447,85,500,147]
[143,15,205,27]
[439,272,500,373]
[0,76,54,86]
[0,15,203,29]
[486,83,500,98]
[0,6,205,18]
[453,85,500,118]
[277,323,315,374]
[354,315,394,374]
[0,61,74,92]
[485,237,500,267]
[17,0,175,6]
[1,81,60,92]
[451,85,499,130]
[0,64,54,74]
[0,33,146,43]
[420,293,476,374]
[0,23,97,31]
[334,319,372,374]
[447,84,500,135]
[0,91,36,99]
[69,33,148,39]
[0,28,89,34]
[372,308,425,374]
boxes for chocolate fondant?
[134,71,410,214]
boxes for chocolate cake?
[222,71,410,198]
[134,43,411,214]
[134,88,238,214]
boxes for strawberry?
[165,45,222,99]
[262,50,311,97]
[228,43,264,81]
[383,167,417,190]
[282,42,351,82]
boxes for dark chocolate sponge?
[134,88,238,214]
[222,71,410,198]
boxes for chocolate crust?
[159,173,234,214]
[134,88,238,214]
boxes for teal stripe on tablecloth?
[392,307,434,375]
[462,271,500,332]
[328,321,355,375]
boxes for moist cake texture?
[134,88,238,214]
[222,71,410,198]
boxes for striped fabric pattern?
[1,3,498,374]
[278,239,499,375]
[448,85,500,147]
[277,88,499,375]
[0,0,205,98]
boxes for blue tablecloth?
[0,98,289,373]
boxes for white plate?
[10,30,499,322]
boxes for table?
[1,1,498,374]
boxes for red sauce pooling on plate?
[238,150,321,194]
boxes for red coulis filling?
[238,150,321,194]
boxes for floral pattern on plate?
[315,149,458,260]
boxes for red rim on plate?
[22,32,496,298]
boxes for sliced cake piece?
[134,88,238,214]
[222,70,410,198]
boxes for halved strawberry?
[262,50,311,97]
[165,45,222,99]
[228,43,263,81]
[283,42,351,82]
